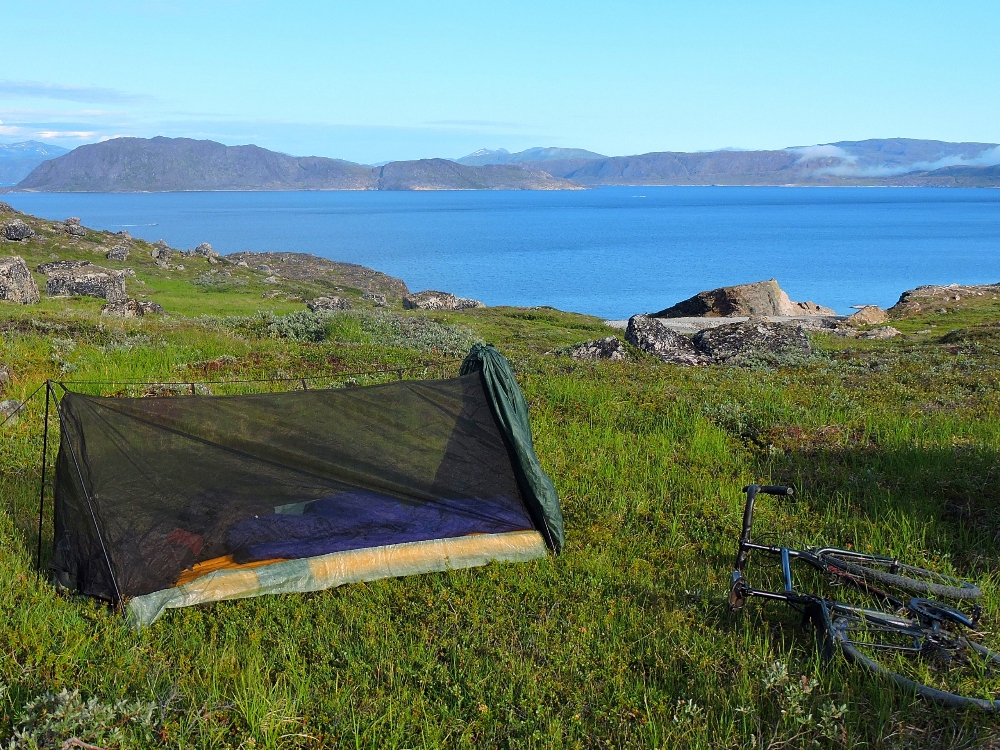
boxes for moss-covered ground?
[3,213,1000,747]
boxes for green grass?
[3,221,1000,746]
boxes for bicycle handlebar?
[735,484,795,573]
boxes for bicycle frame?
[730,484,904,611]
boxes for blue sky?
[1,1,997,164]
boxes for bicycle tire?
[821,554,982,600]
[831,614,1000,710]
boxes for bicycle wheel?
[820,553,982,600]
[829,609,1000,709]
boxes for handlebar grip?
[759,485,794,496]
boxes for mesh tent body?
[50,345,563,625]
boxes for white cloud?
[37,130,97,139]
[788,144,855,162]
[816,145,1000,177]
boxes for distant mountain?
[13,137,577,192]
[525,139,1000,186]
[0,141,69,186]
[456,146,606,166]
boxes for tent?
[49,344,564,626]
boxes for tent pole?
[36,380,51,577]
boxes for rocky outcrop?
[226,251,410,298]
[692,320,810,363]
[363,292,387,307]
[46,265,127,302]
[402,290,485,310]
[846,305,889,326]
[307,296,353,312]
[625,315,708,365]
[561,336,627,360]
[0,256,41,304]
[654,279,835,318]
[3,219,34,242]
[0,202,17,214]
[888,283,1000,319]
[100,298,165,317]
[192,242,220,260]
[107,245,130,261]
[151,240,172,262]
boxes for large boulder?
[101,298,164,318]
[846,305,889,326]
[403,290,485,311]
[107,245,130,261]
[625,315,708,365]
[654,279,834,318]
[561,336,627,361]
[307,296,352,312]
[858,326,901,340]
[46,265,128,302]
[63,217,87,238]
[0,399,23,425]
[0,256,41,304]
[3,219,34,242]
[692,320,810,363]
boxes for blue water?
[4,187,999,319]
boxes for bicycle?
[729,484,1000,709]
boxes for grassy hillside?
[2,210,1000,747]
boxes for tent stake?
[36,381,51,577]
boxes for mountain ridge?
[0,140,70,186]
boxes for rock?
[888,283,1000,319]
[46,265,127,302]
[846,305,889,326]
[0,256,41,304]
[363,292,387,307]
[0,363,9,389]
[63,218,87,238]
[107,245,130,261]
[193,242,220,259]
[116,230,132,240]
[100,297,164,318]
[858,326,901,340]
[36,259,93,275]
[2,219,34,242]
[0,399,23,425]
[625,315,708,365]
[262,275,281,284]
[562,336,627,360]
[654,279,835,318]
[0,202,17,214]
[150,240,172,261]
[692,320,810,363]
[402,290,485,310]
[307,296,353,311]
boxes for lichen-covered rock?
[561,336,627,360]
[625,315,708,365]
[307,296,353,312]
[692,320,810,363]
[46,266,127,302]
[0,399,23,425]
[847,305,889,326]
[0,256,41,304]
[0,202,17,214]
[62,218,87,238]
[655,279,835,318]
[402,290,485,310]
[65,217,81,226]
[363,292,387,307]
[858,326,901,340]
[3,219,34,241]
[0,363,9,389]
[107,245,130,261]
[36,259,93,275]
[887,283,1000,319]
[100,298,165,318]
